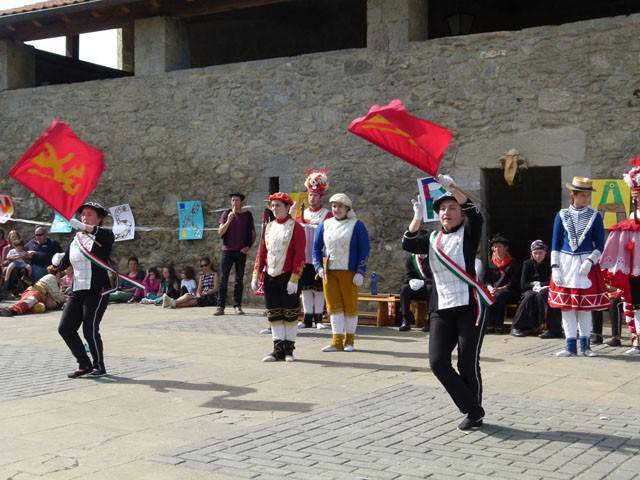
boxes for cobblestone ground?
[508,339,640,359]
[153,383,640,480]
[0,343,185,402]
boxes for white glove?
[52,252,65,267]
[437,174,456,189]
[353,273,364,287]
[286,281,298,295]
[551,268,564,285]
[69,218,87,231]
[251,277,259,292]
[316,268,324,279]
[411,197,423,221]
[532,281,541,293]
[409,279,424,291]
[578,259,593,277]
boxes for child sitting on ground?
[3,240,32,288]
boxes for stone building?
[1,0,640,300]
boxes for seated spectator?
[397,253,432,332]
[60,266,74,296]
[162,257,219,308]
[109,256,145,303]
[179,266,197,296]
[137,267,162,303]
[25,226,63,282]
[0,229,8,261]
[3,240,32,288]
[0,253,66,317]
[511,240,561,337]
[1,229,20,266]
[484,235,520,334]
[151,265,180,305]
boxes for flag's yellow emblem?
[26,143,86,195]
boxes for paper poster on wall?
[50,211,72,233]
[591,179,630,229]
[178,201,204,240]
[289,192,308,223]
[417,176,448,222]
[0,195,14,224]
[109,204,135,242]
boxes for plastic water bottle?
[370,272,378,296]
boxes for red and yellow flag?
[9,120,104,220]
[348,99,453,176]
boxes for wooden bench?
[357,293,399,327]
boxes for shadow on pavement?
[101,376,315,412]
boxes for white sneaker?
[140,298,153,304]
[285,354,295,362]
[344,344,354,352]
[625,346,640,355]
[582,349,598,357]
[259,327,272,334]
[262,354,277,362]
[161,294,171,308]
[316,323,328,329]
[297,322,306,329]
[322,344,338,352]
[556,350,576,357]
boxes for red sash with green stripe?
[411,254,429,281]
[73,234,145,294]
[429,230,495,326]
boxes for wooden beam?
[31,20,43,28]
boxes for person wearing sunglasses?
[25,226,62,282]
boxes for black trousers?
[264,272,300,322]
[218,251,247,309]
[592,298,623,337]
[486,290,517,329]
[429,305,485,414]
[58,290,109,369]
[399,284,430,325]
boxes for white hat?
[52,252,65,267]
[329,193,356,219]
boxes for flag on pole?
[0,195,14,224]
[348,99,453,175]
[9,120,104,220]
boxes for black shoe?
[511,328,525,337]
[539,330,561,339]
[67,366,93,378]
[399,321,411,332]
[421,324,430,332]
[0,307,14,317]
[458,407,485,431]
[590,333,603,345]
[605,337,621,347]
[90,367,107,377]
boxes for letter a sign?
[9,120,104,220]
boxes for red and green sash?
[429,230,495,326]
[411,254,429,281]
[74,234,145,294]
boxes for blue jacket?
[551,208,605,255]
[313,219,370,274]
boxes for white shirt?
[323,217,356,271]
[69,233,94,291]
[265,218,295,277]
[429,228,469,309]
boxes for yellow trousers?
[323,270,359,316]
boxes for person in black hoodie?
[483,235,520,334]
[58,202,115,378]
[402,174,488,431]
[511,240,561,337]
[397,253,432,332]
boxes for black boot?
[303,314,313,328]
[284,340,295,361]
[399,320,411,332]
[274,340,286,361]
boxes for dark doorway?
[482,167,561,263]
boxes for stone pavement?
[1,302,640,480]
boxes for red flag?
[348,99,453,176]
[9,120,104,220]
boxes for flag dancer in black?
[58,202,115,378]
[402,175,494,430]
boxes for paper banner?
[50,211,72,233]
[178,201,204,240]
[417,176,448,222]
[0,195,14,224]
[109,203,135,242]
[591,179,630,229]
[289,192,308,223]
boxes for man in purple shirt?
[215,193,256,315]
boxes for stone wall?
[1,12,640,302]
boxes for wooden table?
[357,293,400,327]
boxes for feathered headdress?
[623,155,640,189]
[304,169,329,195]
